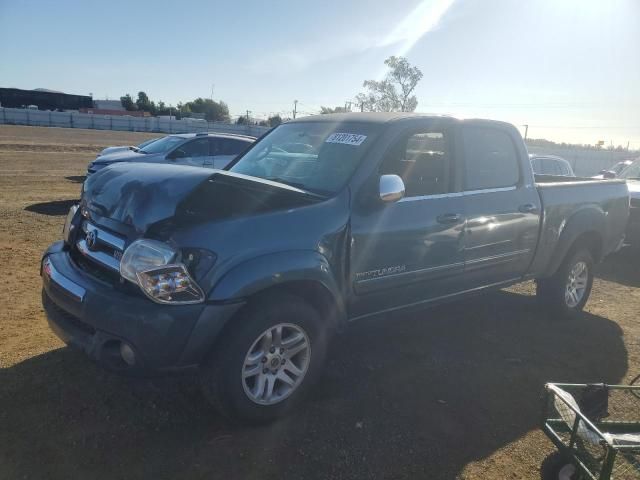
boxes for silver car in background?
[87,133,255,175]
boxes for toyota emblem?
[86,230,98,250]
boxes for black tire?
[540,452,577,480]
[200,293,328,424]
[536,248,594,317]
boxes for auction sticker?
[325,133,367,146]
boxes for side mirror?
[601,170,616,179]
[379,174,405,203]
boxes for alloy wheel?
[241,323,311,405]
[565,261,588,308]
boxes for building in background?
[0,87,93,111]
[92,99,125,111]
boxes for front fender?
[208,250,344,315]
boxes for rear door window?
[462,127,520,190]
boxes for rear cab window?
[461,126,520,190]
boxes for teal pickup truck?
[42,113,629,422]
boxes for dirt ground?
[0,125,638,480]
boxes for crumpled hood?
[82,162,321,235]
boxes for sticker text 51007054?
[325,133,367,146]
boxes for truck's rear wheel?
[536,248,594,317]
[201,294,328,423]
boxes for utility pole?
[522,124,529,141]
[293,100,298,119]
[210,84,215,101]
[246,110,251,124]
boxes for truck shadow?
[0,290,627,480]
[596,246,640,288]
[65,175,86,184]
[24,199,77,216]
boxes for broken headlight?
[120,239,205,304]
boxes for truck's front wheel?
[536,248,594,317]
[201,294,328,423]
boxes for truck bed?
[528,176,629,278]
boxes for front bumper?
[41,242,243,376]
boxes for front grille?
[70,248,119,284]
[43,290,96,336]
[73,220,126,280]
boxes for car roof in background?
[529,154,569,162]
[170,132,256,141]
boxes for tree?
[120,94,137,111]
[183,98,230,122]
[268,114,282,127]
[356,56,423,112]
[319,106,348,114]
[136,91,155,113]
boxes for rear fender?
[543,206,605,277]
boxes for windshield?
[136,137,160,149]
[619,162,640,179]
[229,122,381,195]
[139,136,184,154]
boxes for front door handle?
[518,203,538,214]
[437,213,462,224]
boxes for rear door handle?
[518,203,538,213]
[437,213,462,224]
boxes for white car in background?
[594,159,634,179]
[87,132,255,175]
[95,137,161,158]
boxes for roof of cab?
[290,112,453,124]
[288,112,518,131]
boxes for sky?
[1,0,639,147]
